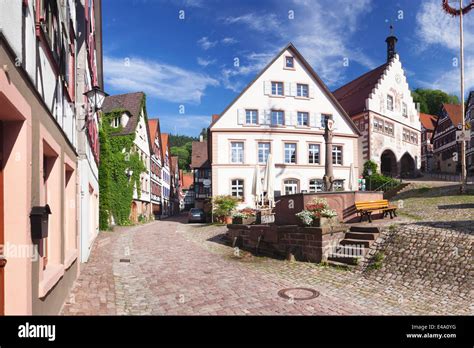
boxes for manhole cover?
[277,287,320,301]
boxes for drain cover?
[278,287,320,301]
[119,258,130,263]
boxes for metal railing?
[373,179,403,192]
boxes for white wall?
[133,108,151,203]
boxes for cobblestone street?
[62,199,473,315]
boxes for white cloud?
[219,0,375,89]
[197,36,217,50]
[222,13,280,33]
[197,57,216,67]
[104,56,219,104]
[221,37,238,45]
[415,0,474,95]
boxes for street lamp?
[83,85,108,112]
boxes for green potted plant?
[212,195,239,224]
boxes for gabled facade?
[432,103,463,174]
[334,34,421,178]
[419,113,438,173]
[182,172,195,210]
[148,119,163,219]
[102,92,152,223]
[170,156,180,215]
[160,133,171,217]
[210,43,360,207]
[466,91,474,173]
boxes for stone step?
[326,259,356,270]
[340,238,372,248]
[349,226,381,234]
[345,231,378,240]
[327,254,361,266]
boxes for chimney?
[212,114,219,123]
[385,24,398,62]
[199,135,203,142]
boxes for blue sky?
[102,0,474,137]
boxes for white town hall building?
[209,43,361,208]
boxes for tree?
[170,146,190,170]
[412,88,460,115]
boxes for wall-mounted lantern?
[83,85,108,113]
[30,204,52,240]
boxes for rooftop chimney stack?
[385,24,398,62]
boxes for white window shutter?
[284,83,290,96]
[310,113,317,128]
[258,109,265,124]
[237,109,245,125]
[315,113,322,128]
[290,83,297,97]
[333,116,338,130]
[264,110,271,125]
[264,81,271,95]
[309,85,315,99]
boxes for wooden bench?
[355,200,397,223]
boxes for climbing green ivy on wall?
[98,104,147,229]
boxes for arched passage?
[380,150,397,177]
[131,201,138,223]
[400,153,415,178]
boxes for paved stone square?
[62,207,472,315]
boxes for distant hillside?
[169,134,197,147]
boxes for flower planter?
[232,216,256,225]
[312,217,338,227]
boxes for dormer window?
[285,56,294,68]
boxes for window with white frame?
[373,117,383,132]
[308,144,320,164]
[321,114,332,128]
[283,179,299,195]
[402,102,407,117]
[333,180,344,191]
[271,81,284,96]
[284,143,297,164]
[271,110,284,126]
[297,112,309,126]
[231,179,244,198]
[258,142,270,163]
[385,121,394,136]
[245,109,258,125]
[285,56,294,68]
[332,145,343,165]
[309,179,324,192]
[387,95,394,111]
[230,142,244,163]
[296,84,309,98]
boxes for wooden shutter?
[237,109,245,125]
[310,113,317,128]
[258,109,265,124]
[284,83,290,96]
[315,113,322,128]
[264,110,271,125]
[264,81,271,95]
[290,83,297,97]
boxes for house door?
[0,121,5,315]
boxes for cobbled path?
[61,214,472,315]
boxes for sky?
[102,0,474,137]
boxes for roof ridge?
[333,62,388,99]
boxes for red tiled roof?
[333,63,388,116]
[148,119,158,141]
[182,172,193,190]
[160,133,169,163]
[191,141,209,168]
[102,92,145,135]
[419,113,438,130]
[443,103,463,126]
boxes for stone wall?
[360,222,472,290]
[227,224,347,263]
